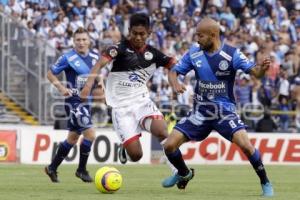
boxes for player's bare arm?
[250,58,271,78]
[168,70,186,94]
[47,70,72,97]
[80,57,110,100]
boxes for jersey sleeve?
[101,44,120,61]
[154,49,177,69]
[50,54,69,75]
[171,52,193,75]
[232,49,256,73]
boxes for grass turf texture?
[0,164,299,200]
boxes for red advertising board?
[0,130,17,162]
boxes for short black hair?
[73,27,89,37]
[129,13,150,29]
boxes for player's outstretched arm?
[250,58,271,78]
[80,57,110,100]
[47,70,72,97]
[168,70,186,94]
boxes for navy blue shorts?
[174,105,246,142]
[65,97,92,134]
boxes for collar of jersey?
[74,49,90,58]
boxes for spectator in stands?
[235,73,252,107]
[278,96,290,131]
[2,0,300,133]
[255,111,277,132]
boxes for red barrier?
[0,130,17,162]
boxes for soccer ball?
[94,166,122,194]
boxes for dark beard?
[198,40,213,52]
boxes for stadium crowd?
[1,0,300,132]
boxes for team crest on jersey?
[144,51,153,60]
[219,60,229,71]
[109,48,118,58]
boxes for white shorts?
[111,99,163,147]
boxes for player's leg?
[75,127,95,182]
[162,129,195,189]
[121,138,143,162]
[112,107,143,163]
[232,129,274,197]
[161,113,212,189]
[144,116,189,176]
[141,116,177,174]
[215,111,273,197]
[45,131,79,183]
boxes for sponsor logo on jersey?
[144,51,153,60]
[219,60,229,71]
[197,81,227,98]
[109,48,118,58]
[76,76,88,90]
[128,73,139,82]
[68,54,78,62]
[199,81,226,90]
[190,51,203,59]
[118,81,143,88]
[219,50,232,61]
[215,71,231,76]
[75,60,80,67]
[195,60,202,68]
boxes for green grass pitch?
[0,164,299,200]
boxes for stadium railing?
[0,11,61,125]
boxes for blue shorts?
[174,104,246,142]
[65,97,92,134]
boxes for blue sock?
[78,139,92,172]
[248,149,269,184]
[49,140,73,171]
[165,149,189,176]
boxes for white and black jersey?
[102,39,176,108]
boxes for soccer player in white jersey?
[81,13,193,189]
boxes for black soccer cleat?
[75,170,93,183]
[44,166,59,183]
[176,168,195,190]
[118,145,127,164]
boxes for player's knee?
[67,137,79,145]
[239,143,255,157]
[85,135,95,142]
[129,152,143,162]
[157,131,168,142]
[163,141,177,154]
